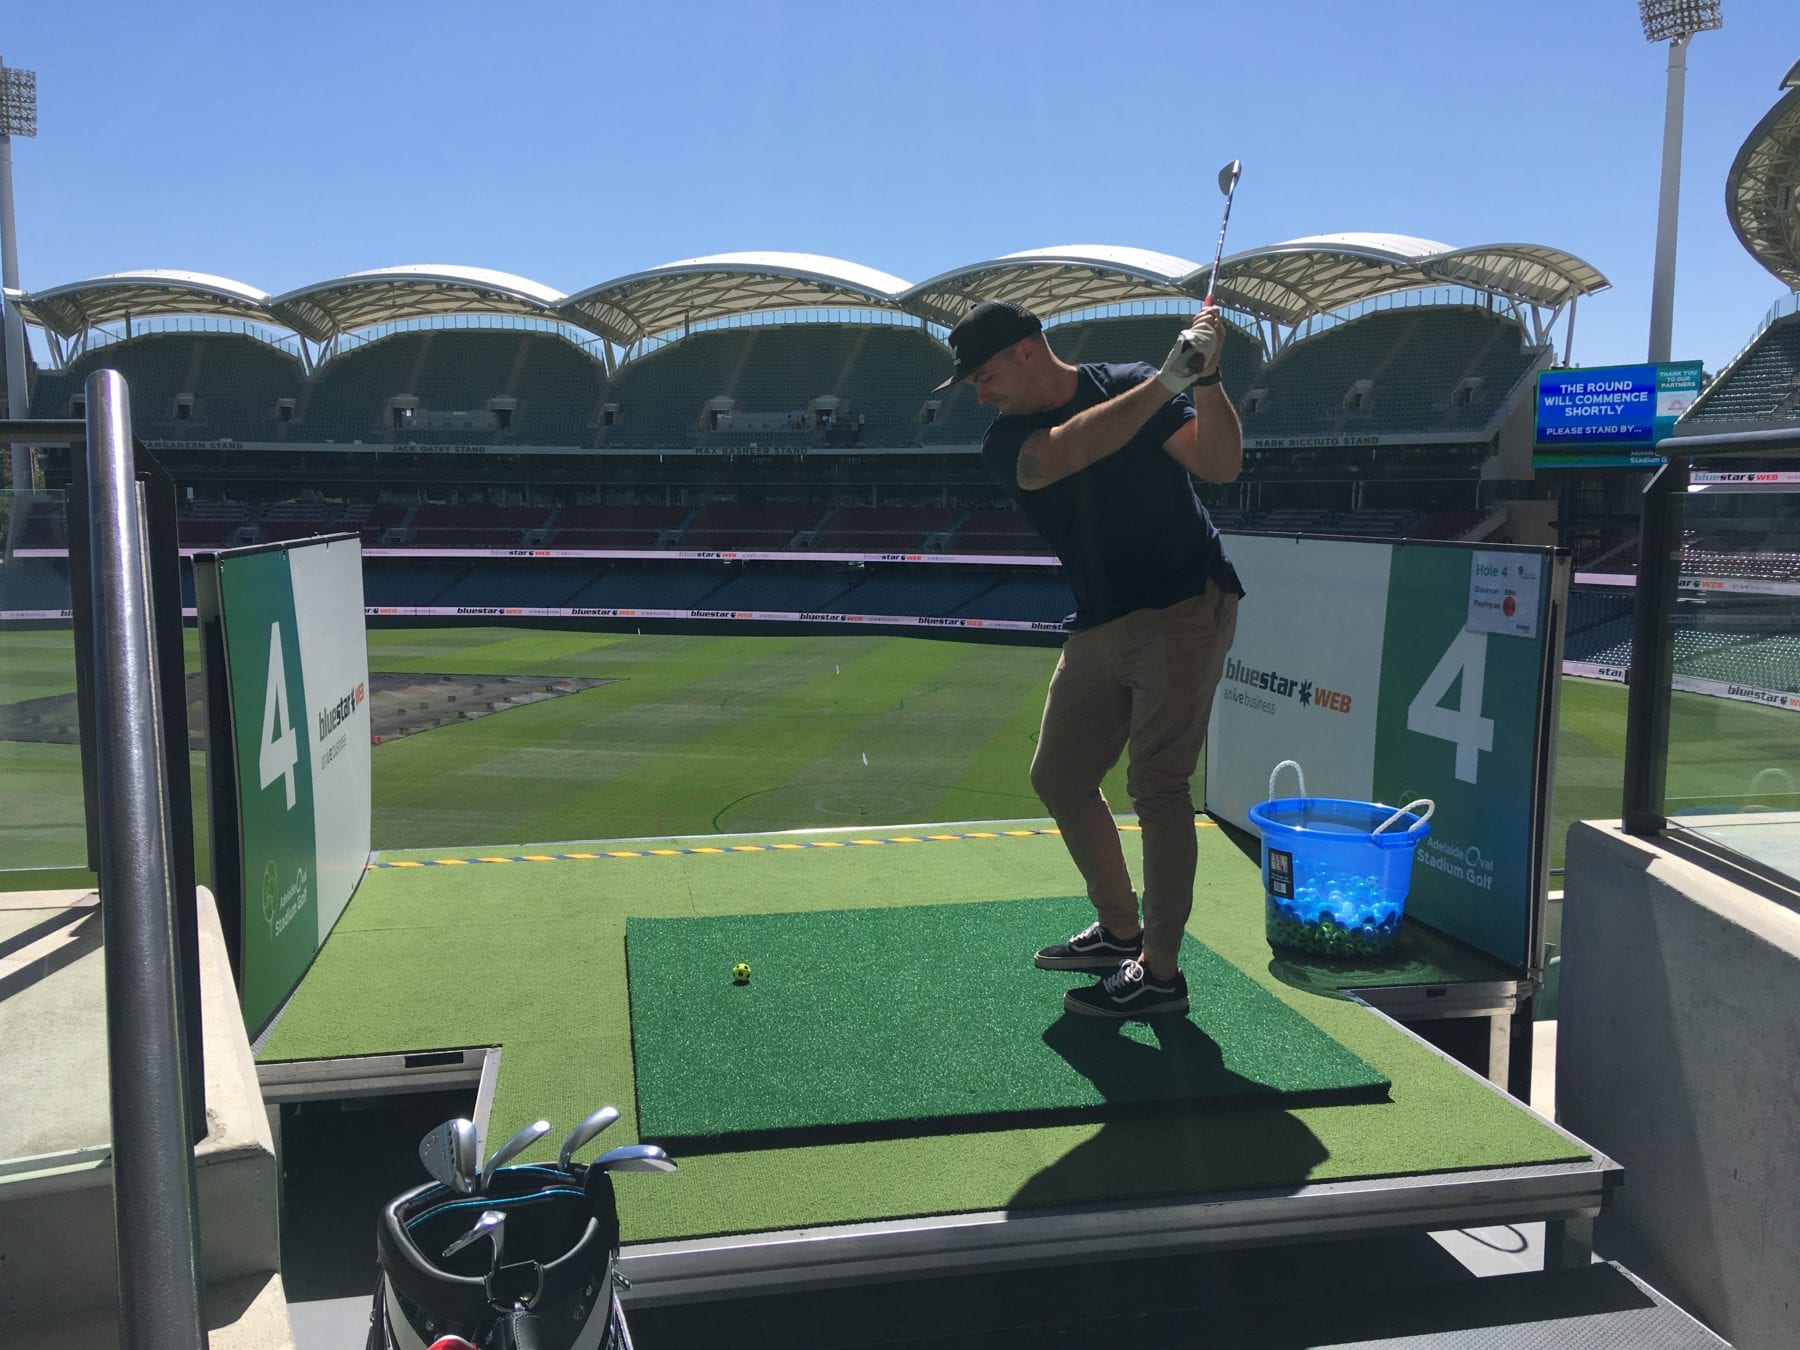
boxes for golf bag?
[368,1162,629,1350]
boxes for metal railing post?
[84,367,208,1348]
[1622,456,1687,835]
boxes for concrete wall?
[1558,822,1800,1350]
[0,888,292,1347]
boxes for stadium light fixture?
[1,59,39,491]
[1639,2,1722,366]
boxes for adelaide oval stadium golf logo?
[262,860,279,928]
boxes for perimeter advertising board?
[1533,361,1703,469]
[1205,535,1561,971]
[194,534,371,1035]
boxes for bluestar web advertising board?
[194,534,371,1035]
[1533,361,1703,469]
[1205,535,1563,972]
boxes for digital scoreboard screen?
[1533,361,1703,468]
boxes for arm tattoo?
[1015,431,1051,490]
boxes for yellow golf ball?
[731,962,752,984]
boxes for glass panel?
[0,488,89,878]
[1662,475,1800,885]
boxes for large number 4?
[1407,628,1493,785]
[260,622,299,809]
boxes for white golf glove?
[1156,315,1223,393]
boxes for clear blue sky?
[6,0,1797,372]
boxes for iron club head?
[419,1118,481,1195]
[479,1119,551,1189]
[1218,158,1242,196]
[592,1143,677,1173]
[442,1208,506,1271]
[558,1105,622,1170]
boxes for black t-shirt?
[981,361,1244,631]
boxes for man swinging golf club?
[935,300,1244,1016]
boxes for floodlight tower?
[1641,1,1723,364]
[0,57,37,490]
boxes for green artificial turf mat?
[257,822,1590,1242]
[626,899,1390,1148]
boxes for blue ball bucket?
[1248,761,1433,959]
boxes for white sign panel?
[1466,551,1542,639]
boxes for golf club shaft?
[1205,161,1242,308]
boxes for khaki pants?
[1028,584,1239,973]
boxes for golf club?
[558,1105,621,1170]
[442,1209,507,1272]
[418,1118,481,1195]
[590,1143,676,1173]
[479,1119,552,1189]
[1204,158,1243,308]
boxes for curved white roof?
[1727,82,1800,290]
[20,269,275,337]
[561,252,911,345]
[269,265,568,341]
[901,245,1199,326]
[1194,234,1606,326]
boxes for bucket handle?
[1374,799,1434,835]
[1267,760,1305,801]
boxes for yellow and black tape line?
[371,821,1216,870]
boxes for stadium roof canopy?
[1200,234,1608,328]
[900,246,1198,327]
[560,252,912,346]
[18,269,276,337]
[1726,64,1800,291]
[269,265,569,342]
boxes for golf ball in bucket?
[1250,798,1430,960]
[731,963,751,984]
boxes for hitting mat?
[626,898,1390,1150]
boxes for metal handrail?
[83,367,207,1346]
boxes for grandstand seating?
[675,504,827,550]
[562,569,727,609]
[834,328,952,445]
[948,508,1049,554]
[30,333,305,441]
[509,335,606,444]
[300,333,428,442]
[436,563,595,608]
[953,575,1074,623]
[1685,316,1800,426]
[697,573,855,611]
[1242,308,1541,439]
[826,572,997,617]
[10,495,66,549]
[0,557,71,610]
[602,330,753,447]
[359,560,470,606]
[1406,508,1487,540]
[813,506,961,552]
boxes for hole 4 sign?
[1406,628,1495,785]
[260,621,300,809]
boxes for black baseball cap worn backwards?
[934,300,1042,391]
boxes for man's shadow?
[1007,1011,1331,1213]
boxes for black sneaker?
[1034,921,1142,971]
[1064,959,1189,1018]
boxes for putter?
[443,1209,506,1268]
[479,1119,552,1189]
[558,1106,621,1170]
[1203,158,1243,308]
[591,1143,676,1173]
[419,1118,481,1195]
